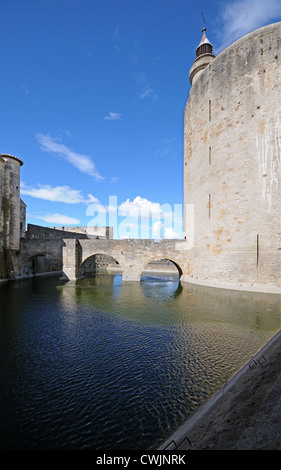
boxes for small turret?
[189,27,215,85]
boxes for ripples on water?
[0,273,280,450]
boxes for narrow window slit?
[209,100,211,122]
[209,146,211,165]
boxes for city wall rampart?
[25,224,89,240]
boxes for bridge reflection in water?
[0,273,280,450]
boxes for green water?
[0,273,280,450]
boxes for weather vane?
[202,11,207,28]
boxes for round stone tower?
[0,154,23,252]
[182,22,281,293]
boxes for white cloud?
[35,133,104,181]
[140,88,154,100]
[87,194,100,204]
[117,196,182,239]
[151,222,180,239]
[110,176,119,183]
[20,84,30,95]
[217,0,281,52]
[104,112,122,121]
[164,227,181,239]
[113,26,121,53]
[118,196,162,218]
[21,182,98,205]
[31,213,80,225]
[154,139,176,159]
[152,220,163,239]
[107,204,117,213]
[137,73,157,101]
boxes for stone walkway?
[160,329,281,450]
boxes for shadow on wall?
[21,254,62,278]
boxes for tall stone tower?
[0,154,24,279]
[182,22,281,293]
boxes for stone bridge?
[62,238,192,282]
[15,221,194,282]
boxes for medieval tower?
[0,154,26,279]
[182,22,281,293]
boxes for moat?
[0,273,280,450]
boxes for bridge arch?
[80,252,122,277]
[140,257,183,279]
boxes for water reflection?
[0,274,280,450]
[141,275,183,300]
[61,274,280,331]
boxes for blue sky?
[1,0,281,238]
